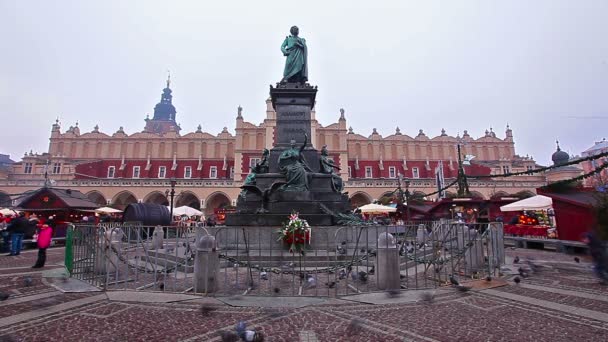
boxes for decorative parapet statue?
[281,26,308,83]
[319,145,344,192]
[278,135,311,191]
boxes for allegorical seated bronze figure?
[320,145,343,192]
[278,135,312,191]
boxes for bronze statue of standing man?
[281,26,308,83]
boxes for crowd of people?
[0,212,54,268]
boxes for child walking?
[32,224,53,268]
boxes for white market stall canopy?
[95,207,123,214]
[170,205,203,217]
[500,195,553,212]
[358,203,397,214]
[0,208,20,216]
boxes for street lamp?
[169,178,177,222]
[397,173,412,222]
[404,178,411,222]
[456,140,470,197]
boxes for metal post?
[404,179,411,222]
[169,178,176,222]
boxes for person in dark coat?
[6,212,28,256]
[584,231,608,284]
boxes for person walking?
[6,212,28,256]
[0,214,8,253]
[584,231,608,285]
[32,223,53,268]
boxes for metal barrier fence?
[67,221,504,297]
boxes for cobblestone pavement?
[1,247,607,341]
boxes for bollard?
[376,232,400,291]
[151,225,165,250]
[464,228,484,274]
[64,225,74,275]
[194,234,220,293]
[416,224,426,246]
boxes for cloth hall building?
[0,80,546,215]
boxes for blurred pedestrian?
[0,214,9,253]
[6,212,28,256]
[584,231,608,284]
[32,224,53,268]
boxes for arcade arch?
[514,190,535,199]
[490,191,509,199]
[144,191,169,206]
[0,191,11,207]
[204,192,231,216]
[85,190,107,206]
[350,192,373,209]
[176,191,201,210]
[469,191,485,199]
[112,191,137,210]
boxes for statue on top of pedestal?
[281,26,308,84]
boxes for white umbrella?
[170,205,203,217]
[95,206,123,214]
[0,208,20,216]
[358,203,397,214]
[500,195,552,212]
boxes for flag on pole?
[435,161,445,199]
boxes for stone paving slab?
[482,288,608,323]
[341,288,451,305]
[217,295,327,308]
[106,290,202,303]
[3,246,608,341]
[0,293,107,328]
[47,277,102,293]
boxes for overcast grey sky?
[1,0,607,165]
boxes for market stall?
[14,187,100,238]
[500,195,556,238]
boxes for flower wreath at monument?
[277,212,311,255]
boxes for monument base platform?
[224,213,333,226]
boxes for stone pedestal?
[225,82,351,226]
[376,232,400,290]
[194,234,220,293]
[464,229,485,274]
[150,226,164,250]
[95,228,124,275]
[268,83,319,173]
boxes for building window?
[229,167,234,179]
[133,166,140,178]
[158,166,166,179]
[365,166,373,178]
[526,165,533,171]
[502,165,510,175]
[209,166,218,179]
[184,166,192,179]
[348,166,352,178]
[249,158,261,170]
[24,162,33,174]
[107,166,115,178]
[388,166,396,178]
[412,167,420,179]
[52,163,61,174]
